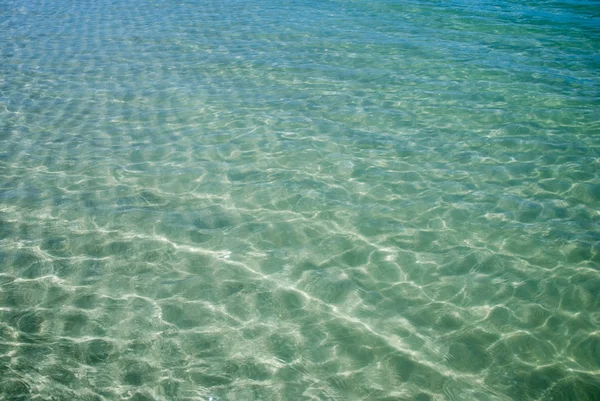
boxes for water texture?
[1,0,599,400]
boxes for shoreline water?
[1,0,599,400]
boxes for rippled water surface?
[1,0,599,400]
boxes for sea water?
[1,0,599,400]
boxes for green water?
[1,0,599,400]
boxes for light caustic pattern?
[0,0,599,400]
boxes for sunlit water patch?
[1,0,599,400]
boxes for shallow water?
[1,0,599,400]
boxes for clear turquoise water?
[1,0,599,400]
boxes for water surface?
[1,0,599,400]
